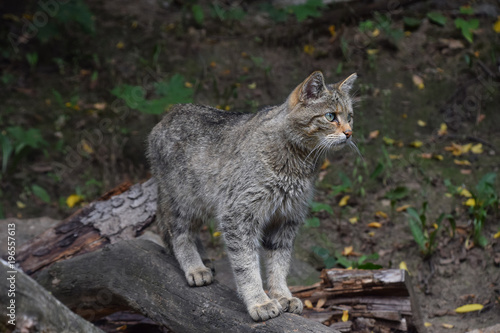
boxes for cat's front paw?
[186,267,213,287]
[277,296,303,314]
[248,299,282,321]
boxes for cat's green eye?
[325,112,336,122]
[348,114,352,122]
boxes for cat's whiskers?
[348,140,364,161]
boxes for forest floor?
[1,0,500,332]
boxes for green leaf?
[312,246,329,259]
[385,186,409,201]
[459,6,474,15]
[289,0,324,22]
[358,262,383,270]
[310,201,334,215]
[305,217,320,227]
[370,162,384,180]
[154,74,194,105]
[408,209,426,252]
[476,234,488,247]
[403,17,421,29]
[427,12,447,26]
[191,5,204,25]
[455,18,479,43]
[32,184,51,203]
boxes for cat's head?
[286,71,357,153]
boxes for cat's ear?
[289,71,326,107]
[336,73,357,94]
[300,71,326,101]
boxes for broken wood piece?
[292,268,427,333]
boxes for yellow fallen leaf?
[210,61,216,68]
[224,105,231,111]
[184,82,193,88]
[81,140,93,154]
[349,216,358,224]
[16,201,26,209]
[371,28,380,37]
[438,123,448,136]
[316,297,326,309]
[328,25,336,37]
[433,154,443,161]
[445,142,472,156]
[412,74,424,90]
[339,195,350,207]
[409,140,423,148]
[395,82,403,88]
[213,231,221,237]
[454,159,471,166]
[248,82,256,89]
[66,194,84,208]
[366,49,379,55]
[404,31,411,37]
[493,231,500,239]
[369,130,380,139]
[368,231,375,237]
[346,266,353,270]
[375,211,388,219]
[396,204,411,212]
[383,136,395,145]
[455,303,484,313]
[116,41,125,49]
[471,143,483,154]
[493,17,500,33]
[304,300,313,309]
[445,193,452,198]
[399,261,409,273]
[458,188,472,198]
[367,222,382,228]
[342,310,349,322]
[464,198,476,207]
[433,223,439,229]
[343,246,353,256]
[389,154,402,160]
[303,44,315,55]
[321,159,331,170]
[442,323,454,329]
[417,120,426,127]
[424,322,432,327]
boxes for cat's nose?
[344,130,352,139]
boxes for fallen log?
[34,238,339,333]
[0,260,104,333]
[291,269,427,333]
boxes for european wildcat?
[147,71,357,321]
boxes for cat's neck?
[258,106,322,179]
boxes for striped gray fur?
[147,71,357,321]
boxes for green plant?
[385,185,409,218]
[455,18,479,43]
[32,184,51,203]
[26,52,38,71]
[427,12,447,26]
[306,201,334,227]
[211,3,246,22]
[407,202,454,258]
[36,0,95,43]
[1,127,48,174]
[260,0,324,23]
[111,74,194,114]
[466,173,498,247]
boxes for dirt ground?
[1,0,499,332]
